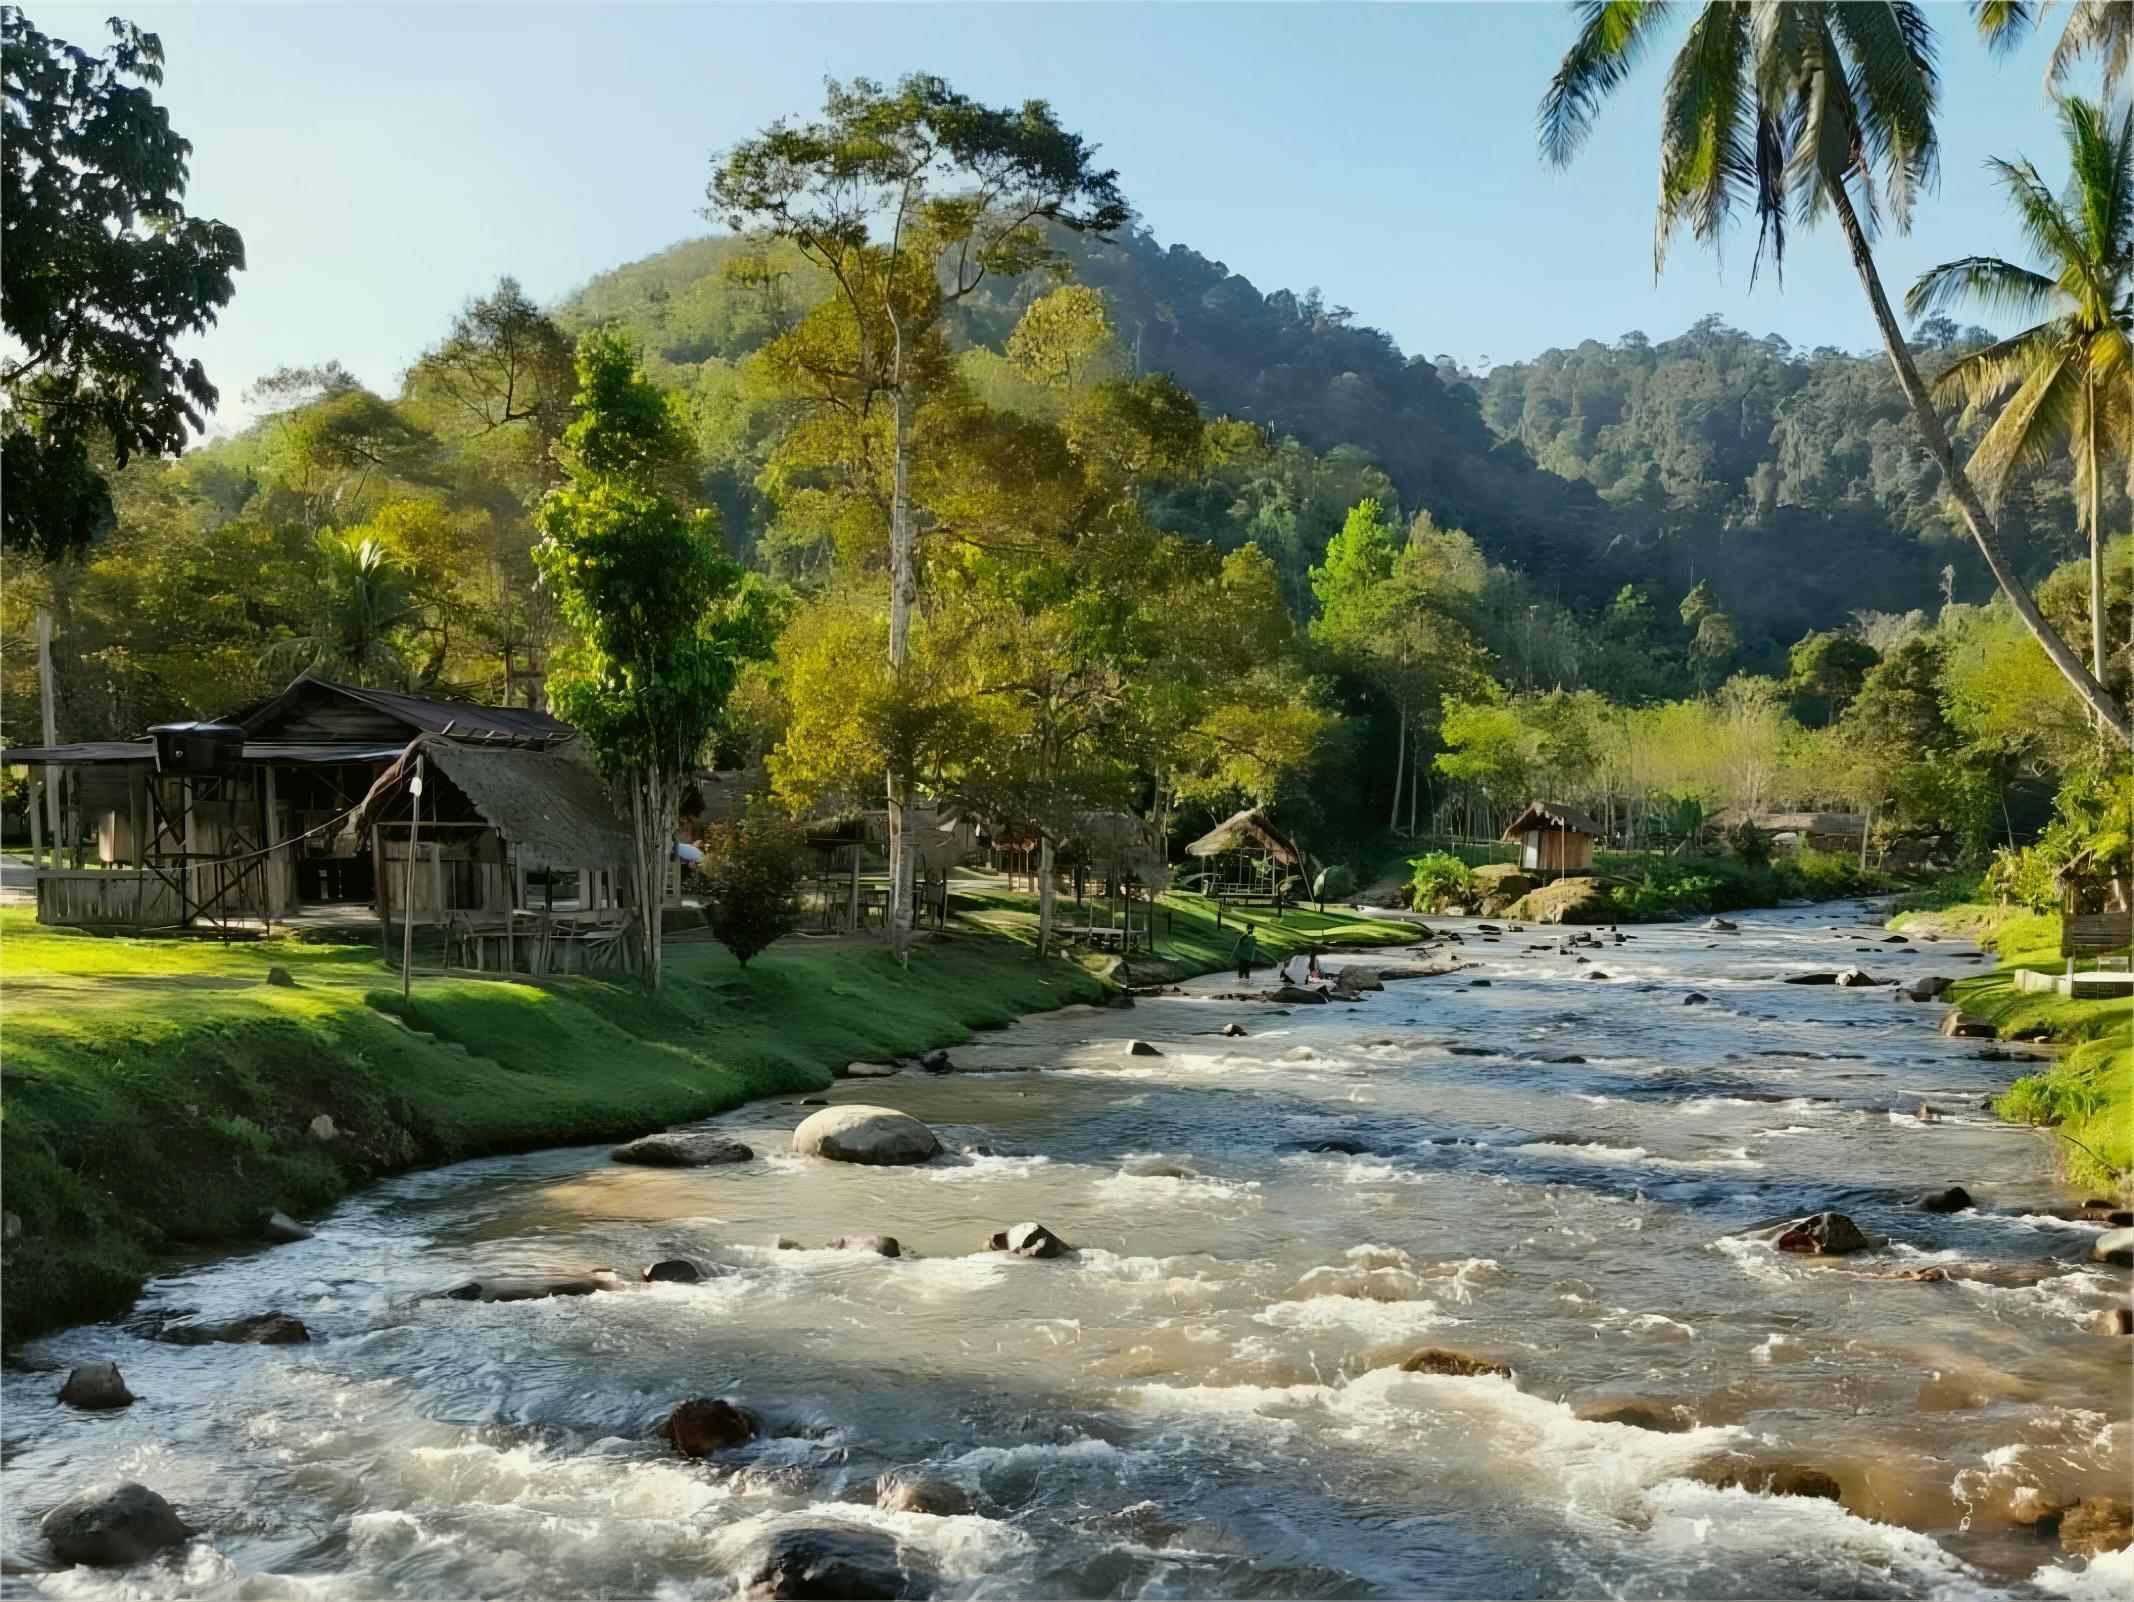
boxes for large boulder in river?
[642,1258,707,1283]
[665,1397,756,1458]
[1265,984,1329,1004]
[613,1131,754,1167]
[1915,1186,1974,1214]
[792,1105,940,1166]
[1689,1458,1842,1503]
[743,1525,915,1600]
[58,1362,134,1410]
[1574,1399,1694,1432]
[1506,878,1614,925]
[1770,1212,1884,1256]
[163,1311,311,1344]
[1333,966,1384,992]
[42,1482,190,1568]
[2092,1227,2134,1267]
[2060,1498,2133,1557]
[874,1472,973,1516]
[1397,1348,1511,1379]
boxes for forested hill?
[561,229,2101,644]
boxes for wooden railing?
[34,869,184,929]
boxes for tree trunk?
[1389,704,1406,831]
[2087,385,2107,697]
[1829,185,2131,745]
[885,382,918,956]
[1037,832,1056,959]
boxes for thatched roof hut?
[1185,808,1300,868]
[1501,801,1601,875]
[339,734,633,872]
[1500,802,1602,841]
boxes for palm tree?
[268,530,419,687]
[1907,96,2132,699]
[1539,1,2131,746]
[1973,1,2128,96]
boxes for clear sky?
[42,1,2078,434]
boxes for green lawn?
[0,893,1412,1339]
[1893,901,2132,1195]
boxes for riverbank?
[1891,899,2131,1196]
[0,896,1406,1340]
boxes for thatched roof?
[1501,801,1603,842]
[339,734,633,871]
[1059,808,1168,888]
[1185,807,1300,867]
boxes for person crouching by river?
[1232,922,1259,982]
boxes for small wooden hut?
[1185,807,1302,920]
[1502,801,1602,876]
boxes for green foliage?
[701,817,805,967]
[1407,851,1480,912]
[1725,818,1774,867]
[1,10,245,561]
[1311,863,1357,904]
[1604,849,1886,918]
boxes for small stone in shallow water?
[1128,1040,1164,1056]
[1305,1138,1371,1155]
[613,1132,755,1167]
[874,1472,972,1516]
[1682,992,1709,1005]
[58,1362,134,1410]
[261,1211,312,1243]
[2091,1227,2133,1266]
[1690,1459,1841,1503]
[1916,1186,1973,1213]
[2097,1306,2132,1336]
[2060,1498,2132,1557]
[743,1525,913,1600]
[826,1236,901,1257]
[1219,1023,1247,1038]
[1769,1212,1883,1256]
[642,1258,704,1283]
[988,1221,1071,1259]
[792,1106,940,1166]
[665,1397,755,1458]
[1574,1399,1691,1432]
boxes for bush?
[701,818,806,966]
[1725,819,1773,868]
[1408,852,1480,912]
[1312,864,1357,906]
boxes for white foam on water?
[921,1152,1054,1182]
[1635,1478,1989,1596]
[1253,1295,1453,1340]
[2034,1547,2134,1600]
[1621,1312,1697,1340]
[1510,1140,1761,1173]
[1095,1169,1261,1209]
[1953,1266,2122,1332]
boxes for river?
[4,904,2129,1600]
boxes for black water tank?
[149,721,247,774]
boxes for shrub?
[701,818,806,967]
[1724,819,1773,868]
[1408,852,1479,912]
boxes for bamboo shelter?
[1501,801,1602,877]
[1184,807,1302,922]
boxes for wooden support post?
[35,608,59,851]
[846,847,861,934]
[27,778,43,871]
[373,825,388,959]
[401,755,423,1000]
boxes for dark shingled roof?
[232,671,573,743]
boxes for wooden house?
[1185,807,1302,919]
[1502,801,1602,875]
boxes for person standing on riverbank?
[1232,922,1259,981]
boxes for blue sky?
[44,2,2082,432]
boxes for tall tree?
[267,529,419,689]
[1906,95,2131,699]
[1538,0,2132,744]
[534,330,773,986]
[709,74,1128,951]
[2,12,244,560]
[1973,0,2128,95]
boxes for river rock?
[2097,1306,2132,1336]
[743,1525,912,1600]
[1397,1348,1511,1379]
[1690,1458,1841,1502]
[2091,1227,2133,1267]
[988,1221,1072,1259]
[1306,1138,1372,1155]
[2060,1498,2133,1557]
[1265,984,1329,1004]
[2046,1199,2134,1225]
[1902,975,1953,1000]
[1333,966,1383,992]
[167,1311,311,1344]
[874,1472,972,1517]
[439,1274,605,1303]
[41,1482,190,1568]
[826,1235,901,1257]
[1770,1212,1884,1255]
[841,1061,898,1079]
[1574,1399,1692,1432]
[642,1258,705,1283]
[2007,1487,2067,1527]
[265,965,297,986]
[1834,967,1886,987]
[1916,1186,1974,1214]
[261,1210,312,1243]
[1783,972,1841,985]
[1682,993,1709,1005]
[58,1362,134,1410]
[1128,1040,1164,1056]
[1701,918,1737,932]
[613,1131,755,1168]
[1940,1010,1996,1038]
[1219,1023,1247,1038]
[308,1113,338,1141]
[665,1397,756,1458]
[896,1049,954,1075]
[1375,961,1461,980]
[792,1106,941,1166]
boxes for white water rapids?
[3,903,2129,1599]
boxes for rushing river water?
[5,904,2131,1600]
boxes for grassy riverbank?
[1891,897,2132,1195]
[0,895,1404,1340]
